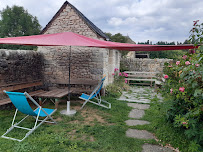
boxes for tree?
[0,5,41,50]
[105,33,127,43]
[105,32,133,57]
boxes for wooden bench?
[0,80,45,106]
[124,71,162,88]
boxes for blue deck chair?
[1,91,57,142]
[79,77,111,109]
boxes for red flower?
[176,61,180,65]
[124,78,127,83]
[179,87,185,92]
[182,55,187,60]
[185,61,191,65]
[114,68,119,72]
[164,75,169,79]
[195,64,200,67]
[170,88,173,94]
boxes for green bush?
[161,20,203,149]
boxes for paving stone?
[126,129,155,139]
[142,144,173,152]
[129,109,145,119]
[125,120,150,126]
[128,99,150,104]
[127,103,150,110]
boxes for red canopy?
[0,32,196,51]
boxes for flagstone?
[125,120,150,126]
[129,109,145,119]
[126,129,155,139]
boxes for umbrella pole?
[60,46,76,116]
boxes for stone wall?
[39,3,120,87]
[0,49,43,99]
[121,58,173,72]
[38,46,105,86]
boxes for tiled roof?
[41,1,109,40]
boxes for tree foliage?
[105,32,131,57]
[105,33,127,43]
[0,5,41,50]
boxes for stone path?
[121,86,173,152]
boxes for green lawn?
[0,93,197,152]
[0,97,156,152]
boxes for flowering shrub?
[161,21,203,148]
[106,68,130,97]
[112,68,128,84]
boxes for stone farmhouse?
[38,1,121,89]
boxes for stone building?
[38,1,120,90]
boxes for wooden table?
[34,88,71,109]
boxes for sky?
[0,0,203,44]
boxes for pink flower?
[182,122,187,125]
[176,61,180,65]
[168,65,172,67]
[179,87,185,92]
[119,73,122,76]
[164,75,169,79]
[114,68,119,72]
[124,78,127,83]
[122,72,126,76]
[170,88,173,94]
[122,72,128,77]
[185,61,191,65]
[112,73,115,76]
[182,55,187,60]
[193,20,199,26]
[195,64,200,67]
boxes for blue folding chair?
[1,91,57,142]
[79,77,111,109]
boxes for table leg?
[55,99,59,109]
[39,98,42,106]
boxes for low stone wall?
[121,58,173,72]
[0,49,43,87]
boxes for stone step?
[142,144,173,152]
[127,103,150,110]
[129,109,145,119]
[125,120,150,126]
[126,129,155,139]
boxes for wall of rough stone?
[38,46,105,86]
[0,49,43,99]
[121,58,173,72]
[39,3,120,87]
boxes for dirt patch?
[68,129,95,142]
[82,108,106,124]
[54,117,63,122]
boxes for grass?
[0,97,154,152]
[1,87,198,152]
